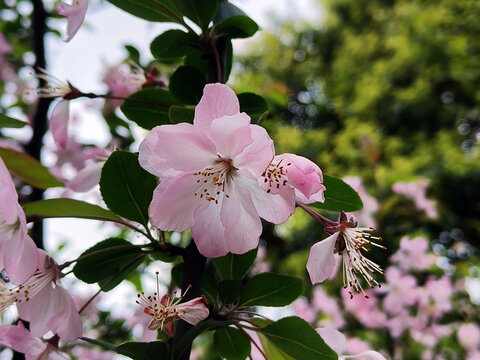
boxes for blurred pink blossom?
[292,297,317,324]
[72,347,116,360]
[102,64,145,108]
[343,176,378,227]
[56,0,88,41]
[67,148,110,192]
[378,266,417,315]
[0,323,68,360]
[317,327,387,360]
[312,287,345,328]
[342,289,386,328]
[457,323,480,351]
[392,178,438,219]
[390,236,435,271]
[0,34,12,54]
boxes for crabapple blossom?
[392,178,438,219]
[139,83,295,257]
[457,323,480,351]
[136,285,209,336]
[316,327,387,360]
[261,153,325,205]
[377,266,417,315]
[311,287,345,328]
[306,212,384,297]
[67,148,111,192]
[343,176,378,227]
[390,236,435,271]
[102,64,145,109]
[16,251,83,341]
[56,0,88,42]
[0,323,68,360]
[0,156,38,284]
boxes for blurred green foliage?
[234,0,480,252]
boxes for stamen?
[193,157,236,204]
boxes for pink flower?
[341,290,386,328]
[392,178,438,219]
[56,0,88,42]
[343,176,378,227]
[67,148,110,192]
[16,251,83,341]
[390,236,435,271]
[312,287,345,328]
[316,327,387,359]
[261,153,325,205]
[377,266,417,315]
[457,323,480,351]
[0,156,38,284]
[306,213,384,297]
[0,323,68,360]
[292,297,317,324]
[102,64,145,108]
[139,83,294,257]
[0,34,12,54]
[136,286,209,336]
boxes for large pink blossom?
[139,83,295,257]
[16,251,83,341]
[56,0,88,41]
[0,323,68,360]
[0,156,38,284]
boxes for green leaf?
[99,151,157,226]
[23,199,122,223]
[116,341,166,360]
[168,105,194,124]
[150,30,198,62]
[238,93,268,120]
[173,0,217,31]
[258,317,337,360]
[212,248,257,281]
[214,3,258,39]
[0,147,63,189]
[121,88,180,130]
[184,50,208,75]
[240,273,303,307]
[214,327,251,360]
[124,44,141,64]
[311,174,363,212]
[174,320,231,360]
[73,238,144,285]
[218,280,243,305]
[257,333,295,360]
[107,0,181,23]
[0,113,28,128]
[169,66,206,105]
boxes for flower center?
[261,160,291,193]
[0,280,16,313]
[193,156,237,203]
[338,226,385,299]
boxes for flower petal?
[0,323,46,357]
[316,327,346,355]
[149,172,201,231]
[56,0,88,42]
[176,297,209,325]
[234,124,274,178]
[194,83,240,129]
[6,234,38,285]
[0,156,19,223]
[276,153,325,204]
[208,113,253,159]
[67,161,104,192]
[191,199,228,258]
[343,351,387,360]
[138,123,216,178]
[50,100,69,151]
[306,233,338,284]
[220,182,262,255]
[47,285,83,341]
[237,171,295,224]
